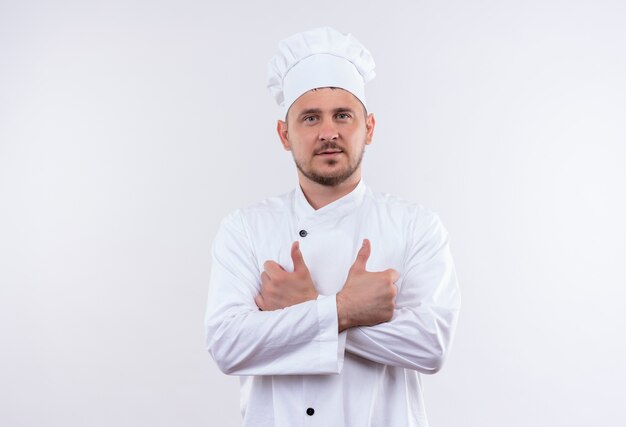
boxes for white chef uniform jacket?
[205,180,460,427]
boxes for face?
[277,87,375,187]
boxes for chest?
[247,207,408,295]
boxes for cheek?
[290,144,310,161]
[291,136,315,152]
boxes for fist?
[337,239,399,331]
[255,241,318,311]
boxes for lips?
[316,149,343,155]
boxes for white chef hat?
[267,26,376,117]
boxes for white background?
[1,1,625,426]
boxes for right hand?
[336,239,399,332]
[255,241,318,311]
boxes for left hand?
[255,241,318,311]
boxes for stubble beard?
[293,143,366,187]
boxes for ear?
[365,113,375,146]
[277,120,291,151]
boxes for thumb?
[351,239,370,272]
[291,241,308,272]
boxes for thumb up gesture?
[336,239,399,331]
[255,241,318,311]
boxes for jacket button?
[299,229,308,237]
[306,408,315,416]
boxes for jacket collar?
[294,179,367,222]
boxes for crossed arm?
[205,210,460,376]
[255,238,398,332]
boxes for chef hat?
[267,26,376,117]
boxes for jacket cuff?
[316,293,347,373]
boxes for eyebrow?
[298,107,356,118]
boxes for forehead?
[289,87,362,115]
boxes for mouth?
[316,149,343,156]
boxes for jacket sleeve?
[204,210,346,376]
[344,209,461,374]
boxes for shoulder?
[212,190,295,257]
[362,186,449,255]
[363,186,440,226]
[218,189,295,231]
[242,189,294,215]
[363,189,451,266]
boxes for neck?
[298,171,362,210]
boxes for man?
[205,27,461,426]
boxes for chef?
[204,26,461,427]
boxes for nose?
[318,118,338,141]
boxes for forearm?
[344,305,459,373]
[206,295,345,376]
[206,212,344,375]
[341,209,461,373]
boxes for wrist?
[336,292,352,332]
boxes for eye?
[336,113,351,120]
[303,116,317,123]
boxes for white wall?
[1,1,625,426]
